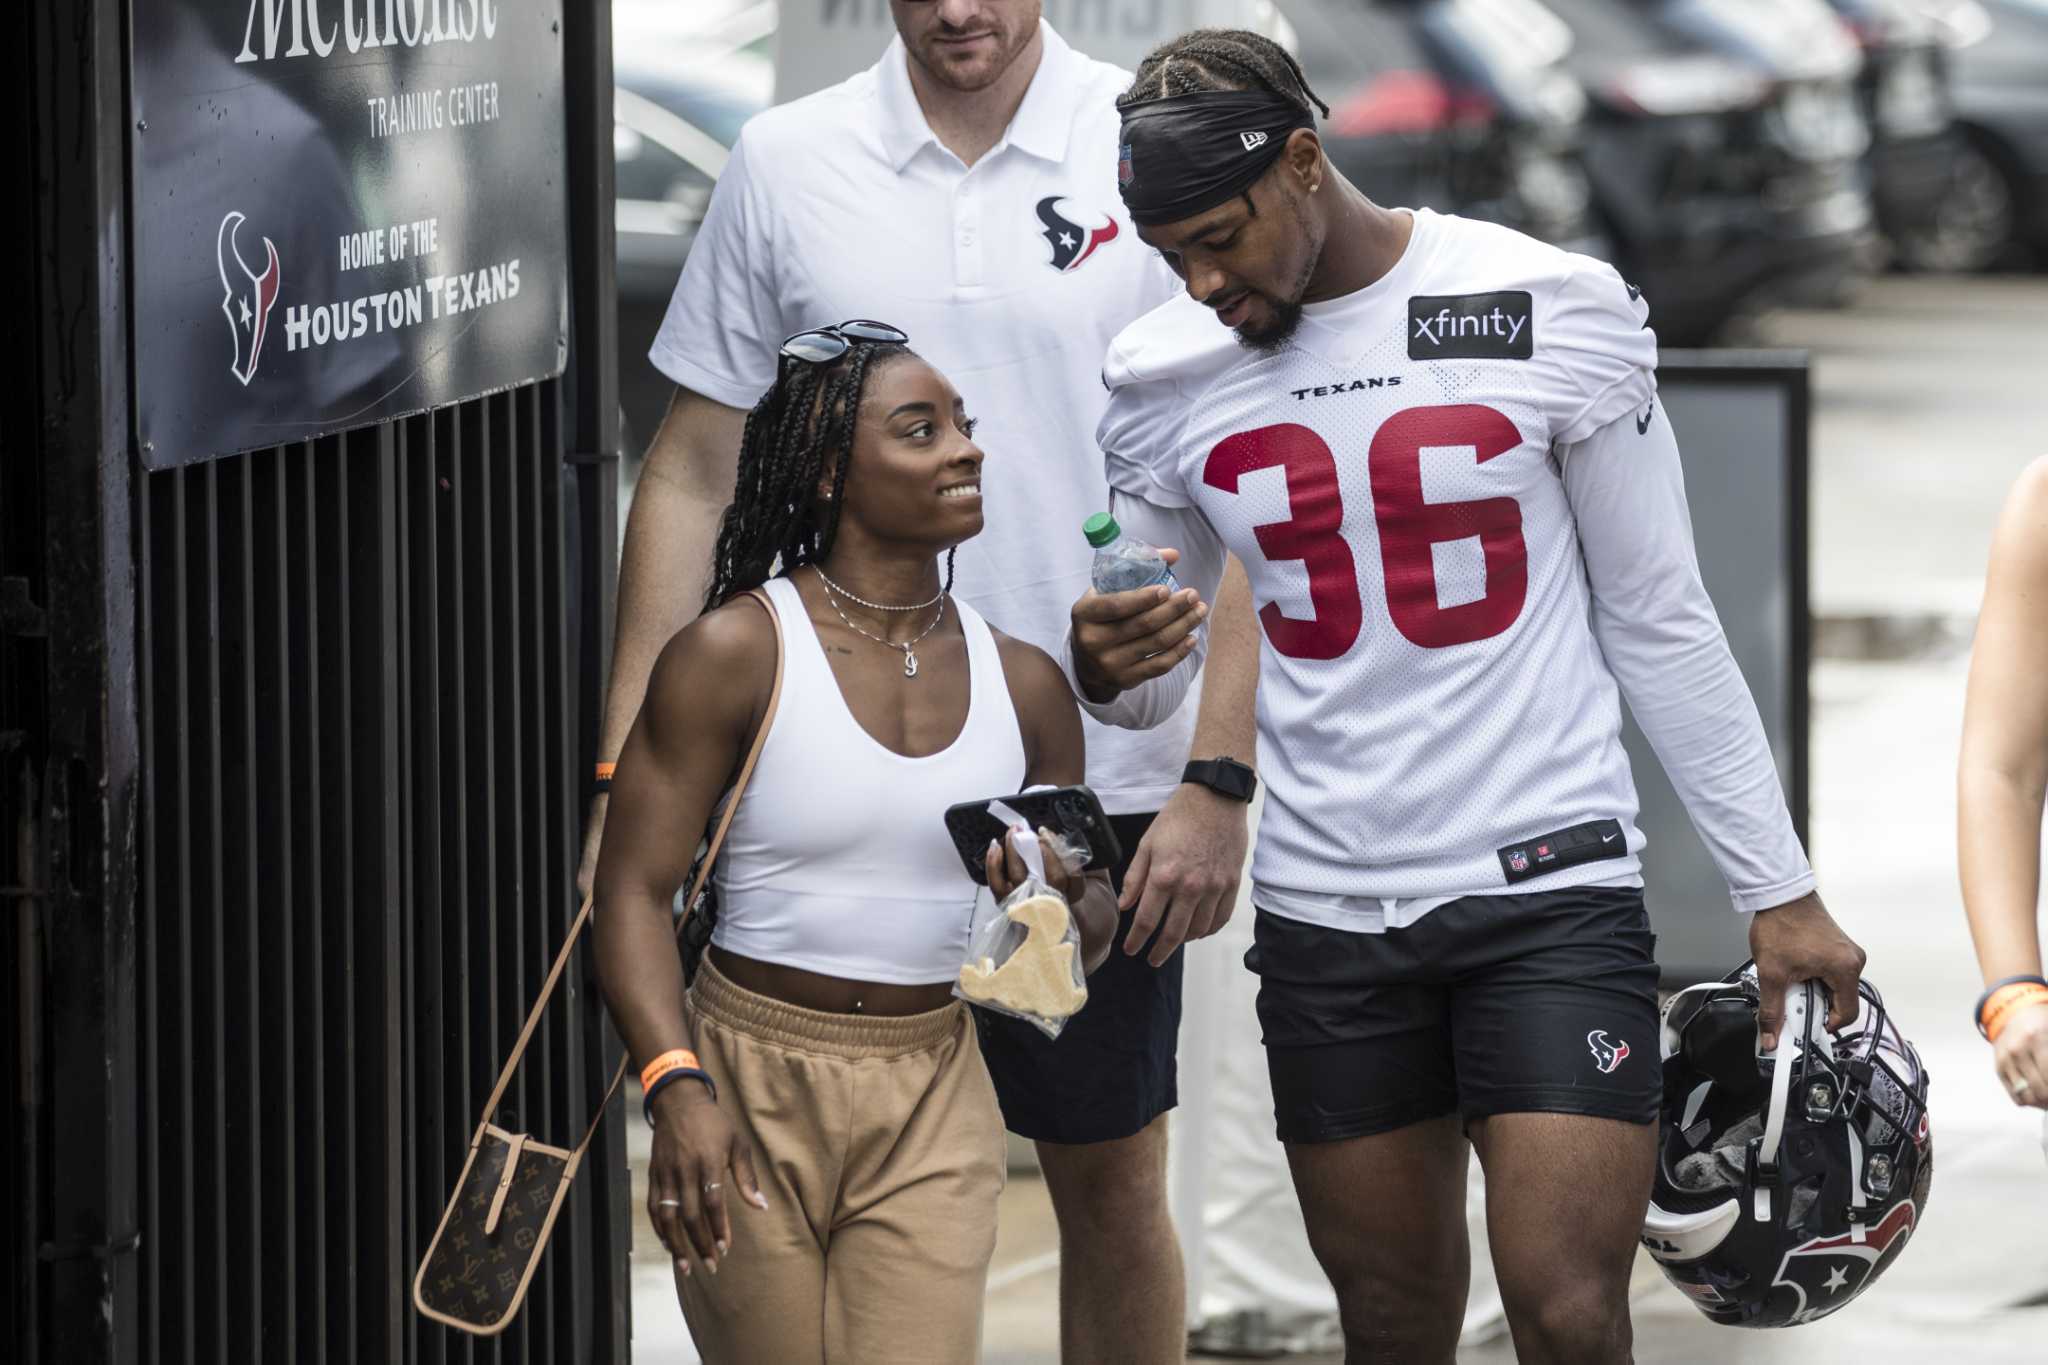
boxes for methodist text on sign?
[129,0,568,469]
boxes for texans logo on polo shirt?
[1036,196,1119,274]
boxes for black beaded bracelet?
[591,776,612,798]
[643,1066,716,1125]
[1974,973,2048,1039]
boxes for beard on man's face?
[908,7,1035,93]
[1235,298,1306,355]
[1234,214,1322,356]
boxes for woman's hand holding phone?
[985,825,1082,902]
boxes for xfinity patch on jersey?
[1497,818,1627,884]
[1408,291,1534,361]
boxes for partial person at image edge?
[1959,454,2048,1114]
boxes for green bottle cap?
[1083,512,1121,548]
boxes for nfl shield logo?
[1508,850,1529,873]
[1117,142,1134,188]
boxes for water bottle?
[1084,512,1178,595]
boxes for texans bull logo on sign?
[1036,197,1119,274]
[217,210,282,386]
[1587,1029,1630,1074]
[1772,1200,1917,1324]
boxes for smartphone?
[944,785,1123,886]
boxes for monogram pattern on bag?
[418,1134,570,1327]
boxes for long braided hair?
[1117,29,1330,120]
[702,341,956,612]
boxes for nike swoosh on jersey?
[1636,403,1655,435]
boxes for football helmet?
[1641,965,1931,1327]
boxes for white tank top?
[709,574,1029,984]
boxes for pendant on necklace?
[903,648,919,679]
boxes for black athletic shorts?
[974,812,1182,1145]
[1247,886,1661,1144]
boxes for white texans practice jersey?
[1099,208,1662,915]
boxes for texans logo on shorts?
[1036,196,1120,274]
[1587,1029,1630,1074]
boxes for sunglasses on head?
[779,320,909,365]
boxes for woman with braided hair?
[593,324,1124,1362]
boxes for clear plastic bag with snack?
[954,805,1089,1040]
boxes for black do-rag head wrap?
[1117,90,1315,227]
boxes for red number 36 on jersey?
[1202,403,1528,659]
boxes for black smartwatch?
[1183,756,1257,803]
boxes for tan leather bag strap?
[470,586,786,1151]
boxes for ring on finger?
[2014,1077,2033,1096]
[656,1198,682,1209]
[703,1181,722,1193]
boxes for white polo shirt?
[651,21,1193,814]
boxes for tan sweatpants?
[674,958,1006,1364]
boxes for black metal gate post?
[7,0,629,1360]
[7,0,143,1360]
[563,0,631,1352]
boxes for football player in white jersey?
[1063,30,1870,1364]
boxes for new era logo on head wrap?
[1116,89,1313,227]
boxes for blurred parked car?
[1281,0,1605,254]
[1545,0,1873,341]
[1826,0,1983,270]
[611,23,771,456]
[1912,0,2048,266]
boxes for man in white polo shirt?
[581,3,1262,1356]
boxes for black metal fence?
[131,393,626,1365]
[5,2,629,1362]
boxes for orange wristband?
[595,761,617,781]
[639,1048,701,1092]
[1982,984,2048,1043]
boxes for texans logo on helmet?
[1772,1199,1917,1324]
[1036,197,1120,274]
[1587,1029,1630,1074]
